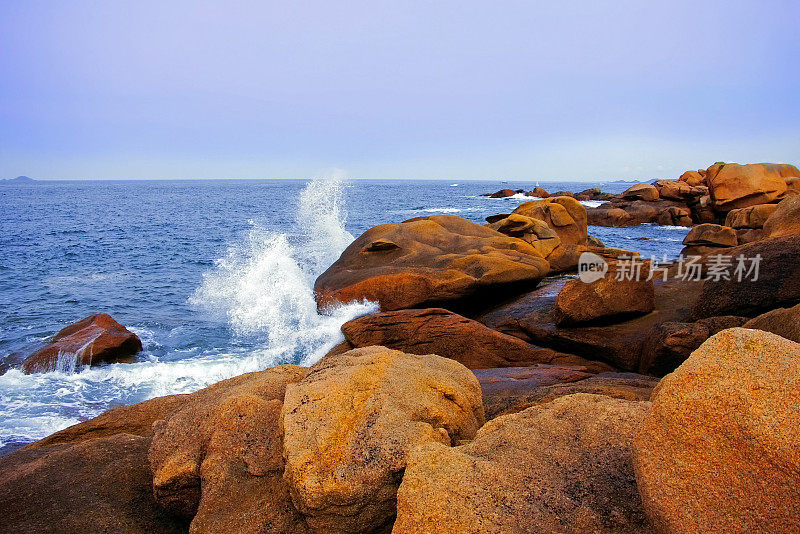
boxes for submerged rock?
[633,328,800,533]
[314,214,550,312]
[394,394,653,533]
[281,346,484,533]
[22,313,142,373]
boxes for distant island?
[2,176,36,183]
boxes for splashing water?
[0,174,376,450]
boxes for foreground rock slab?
[22,313,142,373]
[394,394,652,533]
[314,214,549,311]
[282,346,484,533]
[339,308,612,371]
[633,328,800,533]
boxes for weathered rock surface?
[475,365,658,419]
[678,170,705,186]
[588,206,635,227]
[763,195,800,238]
[478,276,703,372]
[511,196,588,245]
[633,329,800,533]
[394,394,653,534]
[554,274,655,326]
[622,183,660,202]
[487,213,562,257]
[654,180,691,200]
[281,346,484,533]
[148,365,310,532]
[0,435,188,534]
[314,214,550,311]
[656,206,692,227]
[339,308,608,370]
[22,313,142,373]
[706,162,797,211]
[526,186,549,198]
[743,303,800,343]
[724,203,777,229]
[682,223,737,247]
[692,234,800,318]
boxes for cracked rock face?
[281,346,484,534]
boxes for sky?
[1,0,798,181]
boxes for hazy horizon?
[2,1,798,181]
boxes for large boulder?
[339,308,608,370]
[554,274,655,326]
[314,214,550,311]
[487,213,561,257]
[0,435,188,534]
[148,365,309,531]
[678,170,705,186]
[743,303,800,343]
[281,346,484,533]
[475,365,658,419]
[654,180,692,200]
[587,206,635,227]
[706,162,797,211]
[486,189,517,198]
[724,203,777,229]
[511,196,588,245]
[394,394,652,533]
[763,195,800,238]
[622,183,659,202]
[633,329,800,533]
[526,186,550,198]
[692,234,800,318]
[656,206,692,227]
[682,223,737,247]
[22,313,142,373]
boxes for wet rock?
[633,328,800,533]
[281,346,484,533]
[511,196,588,245]
[339,308,607,370]
[554,275,655,326]
[22,313,142,373]
[706,162,797,211]
[475,365,658,419]
[622,183,659,202]
[314,214,549,312]
[394,394,653,534]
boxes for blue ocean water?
[0,177,689,451]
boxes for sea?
[0,177,690,453]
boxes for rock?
[394,394,652,534]
[554,274,655,326]
[735,227,764,244]
[340,308,607,370]
[281,346,484,533]
[682,223,737,247]
[587,206,635,227]
[639,321,710,376]
[622,183,659,201]
[763,195,800,238]
[633,328,800,533]
[551,190,575,197]
[526,186,549,197]
[656,206,692,227]
[706,162,796,211]
[692,234,800,318]
[655,180,692,200]
[724,203,777,229]
[678,170,705,186]
[22,313,142,373]
[785,176,800,196]
[478,276,703,372]
[475,365,658,419]
[0,435,188,534]
[486,189,517,198]
[148,365,309,531]
[511,196,588,245]
[587,235,605,247]
[743,303,800,343]
[487,213,561,257]
[314,214,550,312]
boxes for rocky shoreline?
[2,161,799,533]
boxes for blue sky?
[1,0,798,180]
